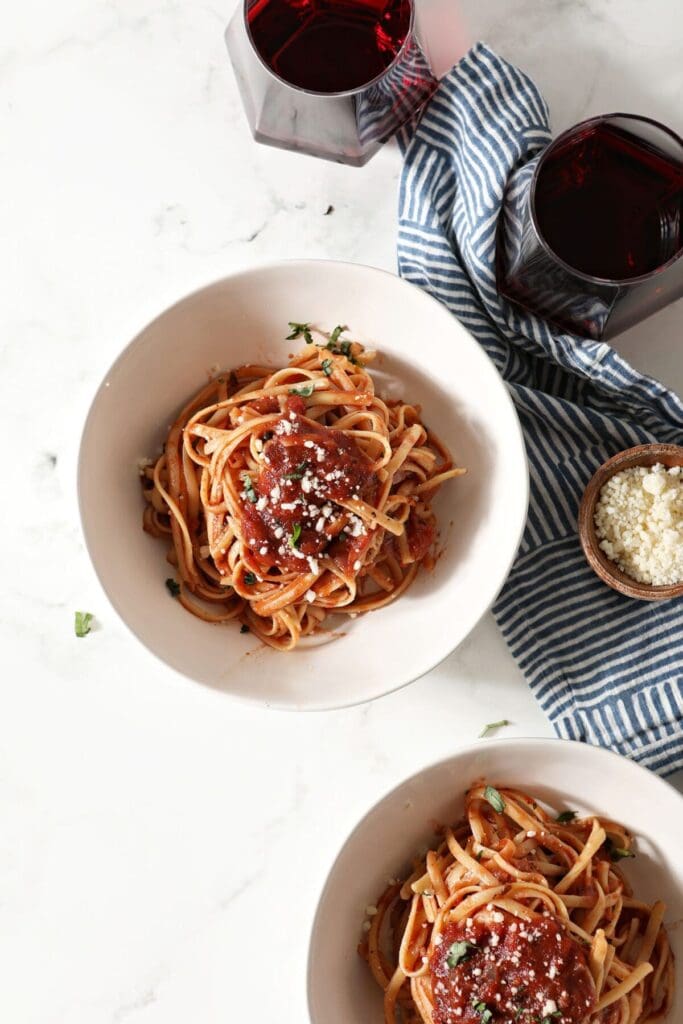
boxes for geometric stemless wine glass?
[498,113,683,340]
[226,0,438,166]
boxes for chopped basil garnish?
[243,572,257,586]
[321,358,333,376]
[605,837,635,861]
[327,336,352,357]
[325,326,359,363]
[289,382,315,397]
[243,474,258,503]
[262,430,273,442]
[328,324,346,345]
[472,1000,493,1023]
[290,523,302,548]
[484,785,505,814]
[556,810,577,824]
[446,940,477,969]
[165,579,180,598]
[283,461,309,480]
[240,624,250,634]
[479,719,510,738]
[74,611,94,637]
[286,321,313,344]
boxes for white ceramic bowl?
[78,261,528,709]
[307,738,683,1023]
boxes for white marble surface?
[1,1,682,1021]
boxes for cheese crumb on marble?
[594,463,683,586]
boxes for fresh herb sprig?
[556,810,577,824]
[286,322,314,344]
[325,325,360,363]
[289,523,302,548]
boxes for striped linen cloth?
[397,42,683,776]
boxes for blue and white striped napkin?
[398,42,683,776]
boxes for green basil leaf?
[472,1001,493,1024]
[289,382,315,397]
[446,940,477,969]
[74,611,94,636]
[556,810,577,824]
[290,523,302,548]
[283,461,309,480]
[243,475,258,503]
[328,324,346,345]
[484,785,506,814]
[611,845,635,861]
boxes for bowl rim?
[578,443,683,601]
[305,735,683,1022]
[77,258,530,710]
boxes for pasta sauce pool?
[429,909,596,1024]
[241,401,376,574]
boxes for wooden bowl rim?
[578,443,683,601]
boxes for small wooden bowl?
[578,443,683,601]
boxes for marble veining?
[1,0,682,1021]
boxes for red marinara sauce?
[240,403,376,573]
[429,909,596,1024]
[407,514,435,562]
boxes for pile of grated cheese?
[594,463,683,586]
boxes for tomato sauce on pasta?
[360,782,673,1024]
[141,325,465,650]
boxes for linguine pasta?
[141,326,464,650]
[361,782,673,1024]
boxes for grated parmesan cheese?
[594,463,683,586]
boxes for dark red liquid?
[247,0,412,93]
[535,123,683,280]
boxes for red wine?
[535,123,683,280]
[247,0,412,93]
